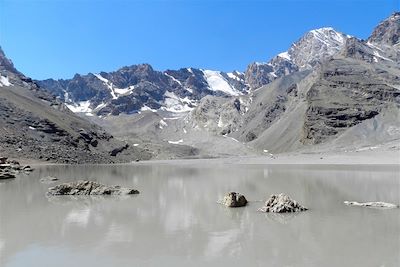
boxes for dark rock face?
[258,193,307,213]
[368,12,400,46]
[47,180,140,196]
[221,192,248,207]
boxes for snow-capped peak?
[309,27,346,46]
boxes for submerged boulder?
[47,180,139,196]
[222,192,248,207]
[258,193,307,213]
[40,176,59,183]
[344,201,398,209]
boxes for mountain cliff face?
[0,47,151,163]
[38,66,248,116]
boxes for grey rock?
[221,192,248,207]
[344,201,398,209]
[40,176,59,183]
[258,193,307,213]
[0,158,33,179]
[368,12,400,46]
[47,180,139,196]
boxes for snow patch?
[227,71,244,82]
[140,105,157,112]
[277,52,291,60]
[161,91,196,113]
[66,101,93,113]
[0,75,12,87]
[164,72,182,86]
[168,139,184,145]
[94,73,117,99]
[159,119,168,129]
[203,70,241,96]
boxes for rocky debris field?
[258,193,308,213]
[47,180,140,196]
[0,157,33,179]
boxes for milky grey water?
[0,162,399,267]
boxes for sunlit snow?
[202,70,241,96]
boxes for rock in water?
[258,193,307,213]
[222,192,248,207]
[40,176,59,183]
[0,158,33,179]
[47,180,139,196]
[344,201,398,209]
[0,170,16,179]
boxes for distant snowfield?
[202,70,241,96]
[168,139,184,145]
[66,100,92,113]
[162,91,196,113]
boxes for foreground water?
[0,162,399,267]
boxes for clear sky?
[0,0,398,79]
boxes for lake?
[1,162,399,267]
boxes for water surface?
[1,163,399,267]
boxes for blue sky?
[0,0,398,79]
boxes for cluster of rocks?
[221,192,307,213]
[0,157,33,179]
[220,192,397,213]
[47,180,139,196]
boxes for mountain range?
[1,12,399,162]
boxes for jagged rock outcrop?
[47,180,140,195]
[221,192,248,207]
[258,193,307,213]
[368,12,400,46]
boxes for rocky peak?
[368,12,400,46]
[288,27,348,69]
[0,46,20,75]
[245,27,347,90]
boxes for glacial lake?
[1,162,399,267]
